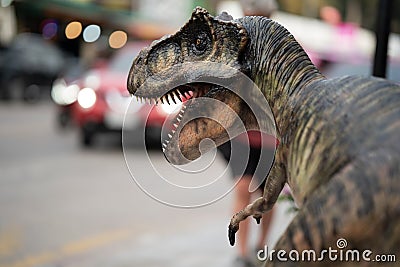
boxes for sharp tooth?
[173,123,178,128]
[178,114,183,118]
[162,143,167,148]
[176,94,183,102]
[156,98,160,105]
[173,91,181,103]
[172,130,176,134]
[166,140,170,144]
[168,133,172,139]
[170,93,177,104]
[160,97,165,104]
[176,89,183,101]
[162,148,165,153]
[177,117,181,122]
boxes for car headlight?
[160,101,182,114]
[51,80,79,106]
[77,87,97,109]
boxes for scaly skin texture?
[127,7,400,266]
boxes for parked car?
[0,33,65,102]
[52,42,183,147]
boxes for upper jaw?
[128,60,243,101]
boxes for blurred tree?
[192,0,219,13]
[277,0,302,14]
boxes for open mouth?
[135,83,213,150]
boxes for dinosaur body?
[127,8,400,266]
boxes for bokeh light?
[77,88,97,109]
[83,24,101,43]
[42,20,58,39]
[1,0,13,7]
[108,30,128,49]
[65,21,82,39]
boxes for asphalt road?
[0,102,294,267]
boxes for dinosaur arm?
[229,154,287,245]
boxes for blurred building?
[1,0,399,68]
[0,0,216,64]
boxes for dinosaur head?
[127,7,259,165]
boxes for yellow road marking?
[61,228,132,256]
[0,228,134,267]
[0,227,22,257]
[5,252,56,267]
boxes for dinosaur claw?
[228,224,239,246]
[254,215,262,224]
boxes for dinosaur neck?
[239,17,325,138]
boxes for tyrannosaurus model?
[127,7,400,266]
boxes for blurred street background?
[0,0,400,267]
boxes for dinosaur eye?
[191,32,209,55]
[195,37,206,51]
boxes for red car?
[52,42,183,147]
[138,98,184,144]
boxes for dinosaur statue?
[127,7,400,266]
